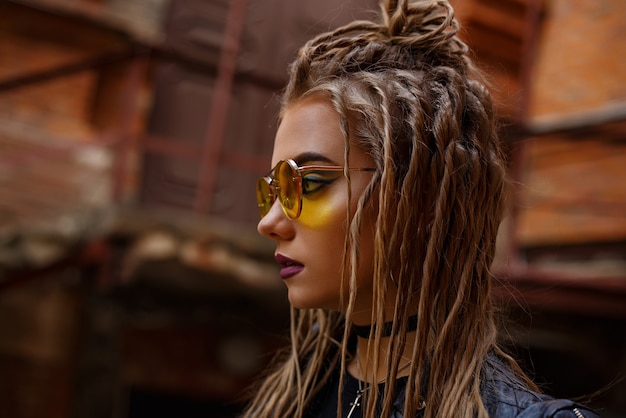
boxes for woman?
[246,0,599,417]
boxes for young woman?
[246,0,599,417]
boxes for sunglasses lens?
[256,177,273,218]
[276,161,300,219]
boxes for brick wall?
[509,0,626,248]
[0,24,100,140]
[529,0,626,119]
[0,2,151,260]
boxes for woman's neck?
[348,332,416,384]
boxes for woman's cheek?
[297,193,343,229]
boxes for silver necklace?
[346,377,368,418]
[346,355,369,418]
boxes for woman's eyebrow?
[292,152,338,165]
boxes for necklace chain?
[346,385,367,418]
[346,350,413,418]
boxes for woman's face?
[257,96,377,318]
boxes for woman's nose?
[257,200,294,241]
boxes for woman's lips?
[275,253,304,279]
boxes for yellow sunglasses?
[256,159,375,220]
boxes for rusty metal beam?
[0,50,138,91]
[518,0,544,124]
[502,0,545,277]
[112,55,147,203]
[194,0,249,214]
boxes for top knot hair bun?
[287,0,471,96]
[382,0,461,49]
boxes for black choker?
[352,314,418,338]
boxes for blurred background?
[0,0,624,417]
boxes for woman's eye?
[301,175,336,195]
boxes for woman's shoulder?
[481,352,600,418]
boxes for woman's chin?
[287,292,338,311]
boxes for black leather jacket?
[391,354,599,418]
[310,352,599,417]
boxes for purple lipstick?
[275,253,304,279]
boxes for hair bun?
[382,0,463,53]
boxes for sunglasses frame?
[257,159,375,220]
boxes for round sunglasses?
[256,159,375,220]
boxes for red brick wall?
[529,0,626,119]
[516,122,626,246]
[0,31,98,140]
